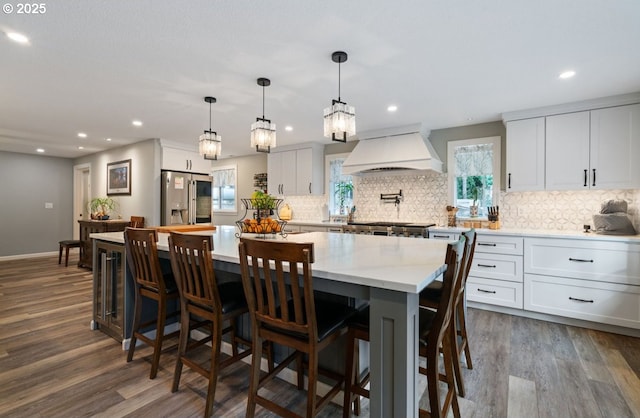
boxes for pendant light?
[250,77,276,153]
[199,96,222,160]
[323,51,356,142]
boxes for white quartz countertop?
[285,220,346,227]
[428,226,640,243]
[91,225,449,294]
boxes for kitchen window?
[325,153,354,215]
[212,165,237,213]
[447,136,501,218]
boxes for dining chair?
[129,215,145,228]
[419,228,477,396]
[124,227,180,379]
[342,237,465,418]
[238,237,357,418]
[168,232,252,418]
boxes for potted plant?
[89,197,117,220]
[250,190,276,219]
[469,187,480,217]
[335,181,354,215]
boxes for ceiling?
[1,0,639,159]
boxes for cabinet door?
[590,103,640,189]
[506,118,545,191]
[267,152,283,195]
[190,153,212,175]
[280,150,297,195]
[545,111,590,190]
[94,242,125,341]
[296,148,313,194]
[162,147,191,171]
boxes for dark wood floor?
[1,253,639,417]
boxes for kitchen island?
[91,225,449,418]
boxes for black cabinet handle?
[309,182,312,193]
[478,288,497,294]
[508,173,511,189]
[584,169,588,187]
[569,296,594,303]
[432,234,451,239]
[478,243,497,247]
[592,168,596,187]
[477,264,496,268]
[569,257,594,263]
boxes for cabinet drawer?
[429,232,459,241]
[469,253,523,283]
[475,234,523,255]
[524,273,640,329]
[525,238,640,285]
[467,277,523,309]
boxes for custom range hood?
[342,124,443,175]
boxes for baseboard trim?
[0,251,59,261]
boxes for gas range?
[346,221,435,237]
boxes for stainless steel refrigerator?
[161,170,213,225]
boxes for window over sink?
[212,165,237,213]
[325,153,353,215]
[447,136,501,218]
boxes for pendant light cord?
[337,59,342,102]
[262,84,265,119]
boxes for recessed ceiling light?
[7,32,29,44]
[106,138,112,142]
[78,146,84,150]
[285,126,293,132]
[387,105,398,112]
[132,120,143,127]
[559,70,576,79]
[77,132,87,138]
[36,148,45,153]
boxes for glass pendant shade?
[251,78,276,153]
[198,96,221,160]
[251,118,276,152]
[323,100,356,142]
[199,130,221,160]
[324,51,355,143]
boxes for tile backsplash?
[283,173,639,233]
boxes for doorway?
[73,163,91,239]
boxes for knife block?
[488,220,501,230]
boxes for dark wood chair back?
[238,238,317,343]
[124,227,165,292]
[129,216,145,228]
[167,232,221,314]
[425,236,465,353]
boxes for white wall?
[73,139,162,226]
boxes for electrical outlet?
[517,207,525,216]
[45,202,53,209]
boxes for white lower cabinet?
[524,273,640,329]
[524,237,640,329]
[467,234,524,309]
[467,277,523,309]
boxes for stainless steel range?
[344,221,435,237]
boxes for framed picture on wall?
[107,159,131,196]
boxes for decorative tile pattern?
[284,174,639,233]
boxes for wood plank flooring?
[1,254,639,417]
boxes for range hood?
[342,124,443,175]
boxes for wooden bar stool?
[124,227,181,379]
[168,232,254,418]
[58,239,81,267]
[239,238,357,418]
[419,229,477,397]
[343,237,466,418]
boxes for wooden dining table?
[91,225,448,417]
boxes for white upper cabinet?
[545,111,591,190]
[590,104,640,190]
[506,117,545,191]
[268,143,324,196]
[546,104,640,190]
[162,145,212,174]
